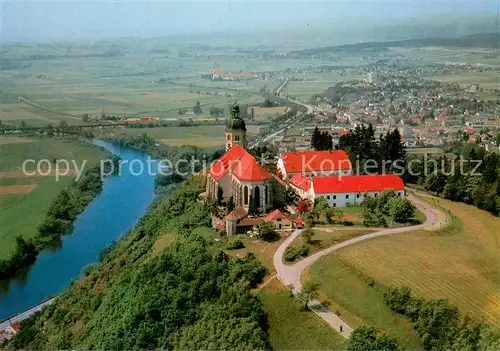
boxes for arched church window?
[264,184,268,205]
[254,186,261,208]
[243,186,248,205]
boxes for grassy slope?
[336,198,500,326]
[306,195,500,351]
[308,256,423,349]
[221,232,346,349]
[258,279,346,350]
[0,138,108,258]
[287,228,376,261]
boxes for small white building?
[289,174,406,207]
[277,150,352,179]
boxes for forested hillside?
[3,176,269,349]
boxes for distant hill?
[288,33,500,57]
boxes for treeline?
[5,176,271,349]
[0,161,118,280]
[289,33,500,58]
[347,286,500,351]
[337,124,406,173]
[404,144,500,216]
[384,286,500,350]
[111,133,223,195]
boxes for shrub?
[284,247,299,262]
[257,222,278,242]
[299,244,309,257]
[227,238,245,250]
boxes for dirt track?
[0,184,38,195]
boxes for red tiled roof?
[294,217,304,226]
[289,173,312,191]
[209,144,247,181]
[280,150,351,174]
[265,209,291,221]
[312,174,405,194]
[237,218,264,227]
[209,144,271,182]
[231,152,272,181]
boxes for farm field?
[286,73,363,101]
[392,46,500,66]
[427,71,500,89]
[98,124,263,148]
[258,278,346,350]
[0,137,108,259]
[312,196,500,329]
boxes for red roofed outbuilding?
[265,209,293,230]
[288,174,406,207]
[277,150,352,178]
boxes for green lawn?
[258,279,346,350]
[308,256,423,349]
[0,137,108,259]
[0,194,25,211]
[287,228,376,263]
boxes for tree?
[311,127,333,151]
[302,228,315,244]
[21,120,28,130]
[256,222,278,242]
[82,113,90,122]
[193,101,202,115]
[296,199,311,214]
[479,326,500,351]
[299,281,320,308]
[387,197,415,223]
[346,326,398,351]
[59,121,68,133]
[45,124,54,137]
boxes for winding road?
[273,194,448,339]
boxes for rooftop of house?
[265,209,291,221]
[280,150,351,174]
[312,174,405,194]
[289,173,312,191]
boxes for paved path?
[0,298,56,332]
[273,194,448,339]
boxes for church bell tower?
[225,105,247,151]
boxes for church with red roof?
[206,106,273,212]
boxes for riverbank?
[0,140,156,319]
[0,137,115,280]
[3,176,271,349]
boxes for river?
[0,140,156,320]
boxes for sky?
[1,0,499,43]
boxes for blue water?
[0,140,156,319]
